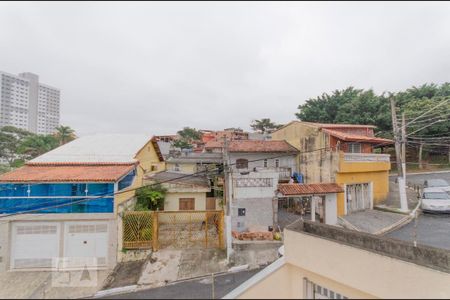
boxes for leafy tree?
[177,127,202,142]
[18,134,59,160]
[135,184,167,211]
[55,125,76,145]
[172,127,202,150]
[0,126,34,165]
[250,118,282,133]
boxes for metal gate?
[122,210,224,251]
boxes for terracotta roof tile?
[0,164,136,183]
[322,129,393,145]
[278,183,344,195]
[205,140,298,153]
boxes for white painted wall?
[325,193,338,225]
[229,153,297,172]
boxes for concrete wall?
[0,213,117,272]
[231,171,278,232]
[234,223,450,299]
[166,162,196,174]
[228,153,297,173]
[164,192,207,211]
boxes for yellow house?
[115,136,166,212]
[271,121,392,216]
[224,220,450,299]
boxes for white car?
[424,179,450,194]
[421,187,450,213]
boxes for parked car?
[424,179,450,194]
[421,187,450,213]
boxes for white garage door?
[11,222,60,269]
[63,222,108,269]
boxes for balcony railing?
[343,153,390,163]
[249,166,293,181]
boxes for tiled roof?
[205,140,299,153]
[323,129,393,145]
[145,171,210,188]
[29,134,155,164]
[0,164,136,183]
[278,183,344,195]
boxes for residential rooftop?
[273,120,378,133]
[204,140,299,153]
[288,220,450,273]
[29,134,154,164]
[0,164,136,183]
[145,171,210,188]
[166,152,223,164]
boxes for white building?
[0,71,60,134]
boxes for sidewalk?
[382,181,419,211]
[340,209,407,234]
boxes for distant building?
[271,121,393,216]
[0,71,60,134]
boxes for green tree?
[135,184,167,211]
[18,134,59,160]
[0,126,34,165]
[55,125,76,146]
[250,118,282,133]
[172,127,202,149]
[177,127,202,142]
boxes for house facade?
[0,134,164,272]
[221,140,299,232]
[144,171,222,211]
[271,121,392,216]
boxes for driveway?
[100,268,261,299]
[386,213,450,250]
[0,270,108,299]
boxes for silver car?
[421,187,450,213]
[424,179,450,194]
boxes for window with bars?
[236,159,249,169]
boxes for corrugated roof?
[29,134,153,164]
[166,152,223,164]
[145,171,210,188]
[205,140,299,153]
[0,164,136,183]
[323,129,393,145]
[278,183,344,195]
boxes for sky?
[1,2,450,136]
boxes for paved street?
[386,213,450,250]
[390,171,450,186]
[101,269,261,299]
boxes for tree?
[55,125,76,146]
[135,184,167,211]
[0,126,34,165]
[250,118,282,134]
[172,127,202,150]
[177,127,202,142]
[18,134,59,160]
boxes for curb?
[91,265,252,298]
[375,201,422,236]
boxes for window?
[151,165,158,172]
[236,159,248,169]
[238,208,246,216]
[179,198,195,210]
[348,143,361,153]
[263,159,268,168]
[275,159,279,168]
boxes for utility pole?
[390,96,408,212]
[401,112,407,181]
[223,136,233,261]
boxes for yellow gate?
[122,210,224,251]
